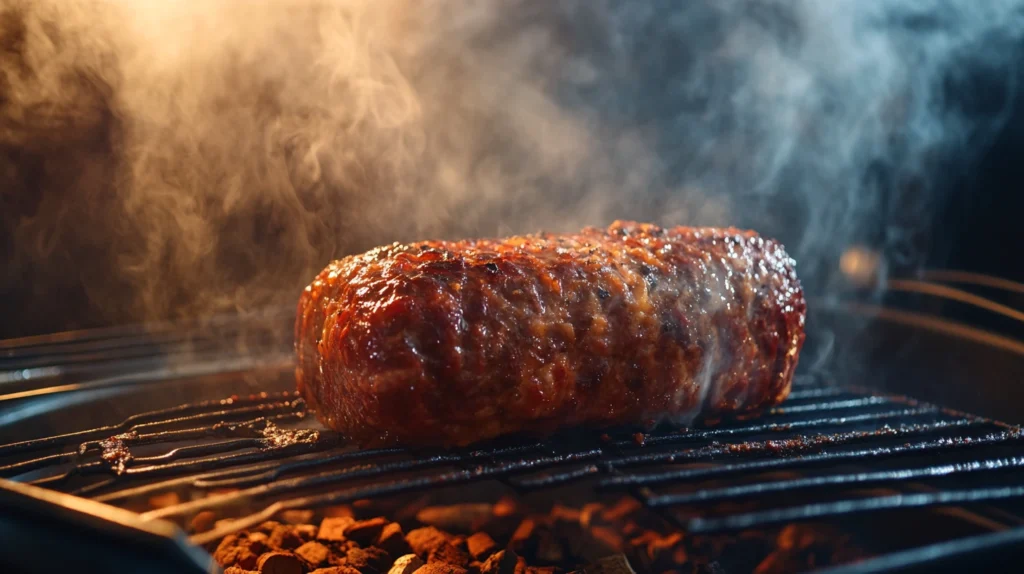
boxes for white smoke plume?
[1,0,1021,337]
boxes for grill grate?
[5,370,1024,569]
[4,319,1024,573]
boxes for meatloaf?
[296,221,806,447]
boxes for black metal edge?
[0,478,218,574]
[811,525,1024,573]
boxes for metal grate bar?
[90,446,404,502]
[599,419,991,468]
[645,456,1024,506]
[506,407,949,489]
[685,486,1024,534]
[0,392,300,456]
[604,428,1020,488]
[767,396,894,414]
[784,387,848,400]
[3,411,309,480]
[605,407,943,449]
[6,363,1024,574]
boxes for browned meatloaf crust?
[296,221,806,447]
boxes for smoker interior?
[2,303,1024,574]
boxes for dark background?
[935,108,1024,282]
[1,4,1022,340]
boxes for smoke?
[1,0,1022,337]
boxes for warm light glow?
[839,246,880,287]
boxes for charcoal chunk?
[247,532,270,555]
[413,564,469,574]
[296,541,331,568]
[268,525,304,550]
[428,542,471,568]
[508,520,536,555]
[378,522,412,557]
[346,546,391,573]
[295,524,319,541]
[214,534,259,570]
[257,521,283,534]
[407,527,449,558]
[479,550,517,574]
[583,554,636,574]
[466,532,497,561]
[345,517,389,546]
[389,554,425,574]
[320,517,357,542]
[256,551,304,574]
[312,567,363,574]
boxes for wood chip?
[450,535,468,551]
[214,534,259,570]
[406,527,449,558]
[257,521,283,534]
[583,554,636,574]
[326,541,360,566]
[268,525,304,550]
[295,541,331,568]
[295,524,318,541]
[378,523,412,557]
[509,519,535,554]
[346,546,391,573]
[479,550,517,574]
[319,517,357,542]
[389,554,425,574]
[466,532,497,561]
[312,567,362,574]
[428,542,471,568]
[257,552,305,574]
[412,563,469,574]
[247,532,270,555]
[344,517,389,546]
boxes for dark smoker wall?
[934,107,1024,283]
[1,2,1023,339]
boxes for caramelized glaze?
[296,221,805,447]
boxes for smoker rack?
[4,317,1024,573]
